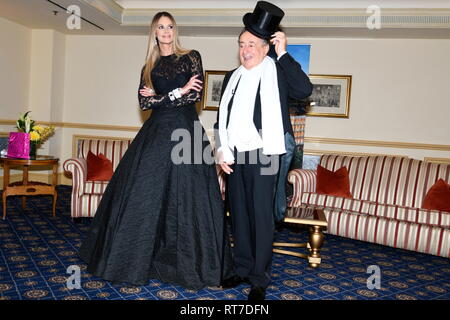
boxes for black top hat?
[243,1,285,40]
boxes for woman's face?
[155,16,174,45]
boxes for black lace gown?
[79,50,234,290]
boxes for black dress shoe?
[221,275,248,289]
[248,286,266,300]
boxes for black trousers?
[227,148,279,288]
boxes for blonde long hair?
[142,12,190,89]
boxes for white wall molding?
[125,8,450,28]
[82,0,124,23]
[83,1,450,29]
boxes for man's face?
[239,31,269,70]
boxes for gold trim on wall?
[304,137,450,152]
[304,149,406,158]
[0,120,15,126]
[0,119,140,132]
[57,122,140,132]
[1,120,450,152]
[424,157,450,165]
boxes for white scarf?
[218,56,286,162]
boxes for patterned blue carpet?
[0,185,449,300]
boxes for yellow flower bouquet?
[16,112,55,156]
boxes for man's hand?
[270,31,287,57]
[216,148,234,174]
[220,162,234,175]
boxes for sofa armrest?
[63,158,87,197]
[287,169,317,207]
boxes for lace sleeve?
[138,72,173,111]
[174,50,204,107]
[138,50,204,111]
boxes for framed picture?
[287,44,311,75]
[202,70,227,111]
[307,74,352,118]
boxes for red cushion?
[86,151,113,181]
[422,179,450,212]
[316,165,352,198]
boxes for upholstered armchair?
[63,137,132,218]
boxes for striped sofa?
[63,138,132,218]
[288,154,450,258]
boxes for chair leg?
[53,193,57,217]
[2,194,6,220]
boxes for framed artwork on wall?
[201,70,227,111]
[307,74,352,118]
[287,44,311,75]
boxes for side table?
[273,207,328,267]
[1,155,59,219]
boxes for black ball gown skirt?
[78,104,234,290]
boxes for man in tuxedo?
[215,1,313,300]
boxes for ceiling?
[1,0,450,38]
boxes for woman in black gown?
[79,12,234,290]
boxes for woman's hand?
[139,86,155,97]
[181,74,203,95]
